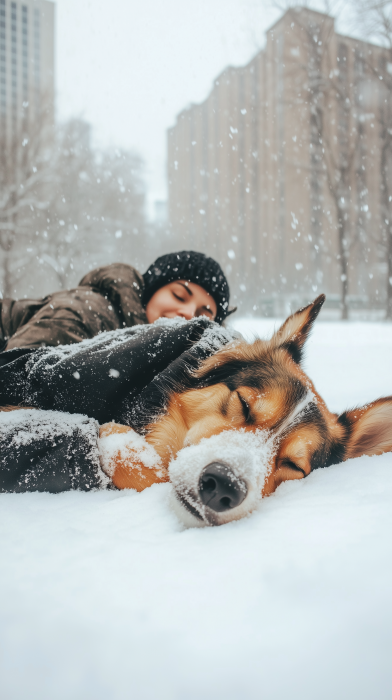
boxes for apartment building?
[0,0,54,137]
[168,8,387,313]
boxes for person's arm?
[0,319,235,494]
[78,263,148,327]
[5,304,91,349]
[23,318,219,424]
[0,408,172,493]
[0,319,234,426]
[0,405,171,494]
[0,409,107,493]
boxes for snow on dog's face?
[169,429,275,526]
[168,391,317,526]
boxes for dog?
[99,294,392,526]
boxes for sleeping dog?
[99,294,392,526]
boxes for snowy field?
[1,318,392,700]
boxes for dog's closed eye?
[280,458,306,476]
[237,391,252,423]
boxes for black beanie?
[142,251,231,324]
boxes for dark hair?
[142,251,233,324]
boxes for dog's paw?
[98,422,168,491]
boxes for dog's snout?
[199,462,247,512]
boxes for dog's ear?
[339,398,392,460]
[272,294,325,363]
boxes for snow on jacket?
[0,318,234,493]
[0,410,106,493]
[0,263,148,351]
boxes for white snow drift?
[0,318,392,700]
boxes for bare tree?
[270,1,372,318]
[41,119,148,289]
[39,119,95,289]
[0,103,53,296]
[319,33,362,320]
[0,114,149,297]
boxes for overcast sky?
[55,0,283,214]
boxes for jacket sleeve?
[78,263,148,327]
[0,319,234,426]
[24,318,223,424]
[0,409,108,493]
[4,263,147,351]
[5,302,93,350]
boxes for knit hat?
[142,251,233,325]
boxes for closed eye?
[237,391,252,423]
[172,292,186,302]
[281,459,306,477]
[200,306,213,317]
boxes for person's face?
[145,280,218,323]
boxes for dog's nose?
[199,462,247,512]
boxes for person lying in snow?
[0,251,234,350]
[0,251,237,493]
[0,317,235,493]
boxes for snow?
[1,318,392,700]
[0,408,98,448]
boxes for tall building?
[168,8,388,314]
[0,0,54,137]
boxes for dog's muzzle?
[169,429,275,527]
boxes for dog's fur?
[110,295,392,505]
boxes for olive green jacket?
[0,264,148,350]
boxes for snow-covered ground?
[1,319,392,700]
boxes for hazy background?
[1,0,390,318]
[55,0,281,216]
